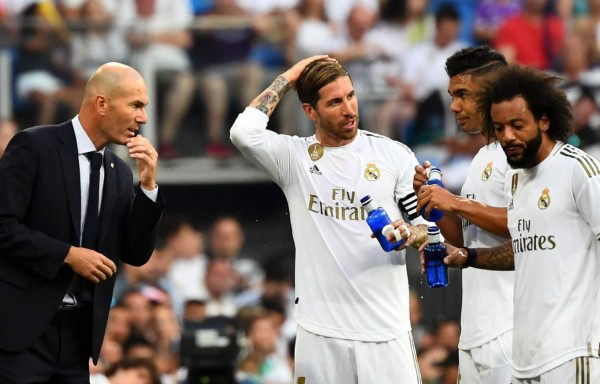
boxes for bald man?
[0,62,164,383]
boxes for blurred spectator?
[120,289,156,341]
[113,242,176,302]
[0,118,18,158]
[376,4,466,145]
[417,345,450,384]
[323,0,378,26]
[569,0,600,63]
[409,289,434,352]
[183,299,208,324]
[494,0,565,70]
[473,0,521,44]
[69,0,129,79]
[163,218,209,319]
[105,305,134,345]
[14,2,83,125]
[117,0,196,159]
[428,0,478,44]
[151,304,181,384]
[235,308,293,384]
[203,258,238,317]
[370,0,435,138]
[235,256,297,358]
[209,216,264,293]
[90,338,125,376]
[90,357,161,384]
[557,32,600,149]
[190,0,264,158]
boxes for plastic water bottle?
[424,226,449,288]
[361,195,404,252]
[420,167,445,222]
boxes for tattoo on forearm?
[252,75,292,116]
[410,225,429,250]
[271,75,292,96]
[476,241,514,270]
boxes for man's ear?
[540,115,549,131]
[302,103,316,122]
[96,95,108,116]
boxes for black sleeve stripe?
[361,130,414,154]
[399,192,419,220]
[560,145,600,178]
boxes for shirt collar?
[72,115,106,156]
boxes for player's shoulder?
[359,130,414,156]
[556,143,600,179]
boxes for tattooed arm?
[442,241,515,271]
[249,55,328,117]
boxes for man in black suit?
[0,62,164,383]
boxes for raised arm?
[250,55,329,116]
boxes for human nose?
[137,107,148,124]
[450,98,460,113]
[498,126,516,144]
[342,99,356,116]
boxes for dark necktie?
[82,151,103,249]
[65,151,103,307]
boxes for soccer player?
[413,46,514,383]
[230,56,431,383]
[443,64,600,383]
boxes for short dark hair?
[445,46,507,78]
[296,59,351,107]
[105,357,161,384]
[435,3,460,24]
[479,65,573,143]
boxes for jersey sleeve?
[571,155,600,240]
[230,107,294,188]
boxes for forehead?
[317,76,354,100]
[491,96,533,121]
[448,73,479,93]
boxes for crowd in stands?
[2,0,600,383]
[0,0,597,165]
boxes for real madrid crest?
[308,143,324,161]
[364,163,380,181]
[538,188,550,210]
[481,162,493,181]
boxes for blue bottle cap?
[360,195,372,205]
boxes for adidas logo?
[309,165,322,175]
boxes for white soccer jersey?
[504,142,600,378]
[231,107,429,342]
[459,142,515,350]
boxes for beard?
[503,126,543,169]
[320,115,359,142]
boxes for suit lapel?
[57,123,81,242]
[98,149,117,252]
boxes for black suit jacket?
[0,121,164,363]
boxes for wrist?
[461,248,477,269]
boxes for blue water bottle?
[424,226,449,288]
[420,167,445,222]
[361,195,404,252]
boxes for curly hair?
[296,59,351,107]
[479,65,573,143]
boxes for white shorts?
[511,356,600,384]
[459,330,513,384]
[294,326,421,384]
[16,71,63,99]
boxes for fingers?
[444,248,468,268]
[127,134,157,160]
